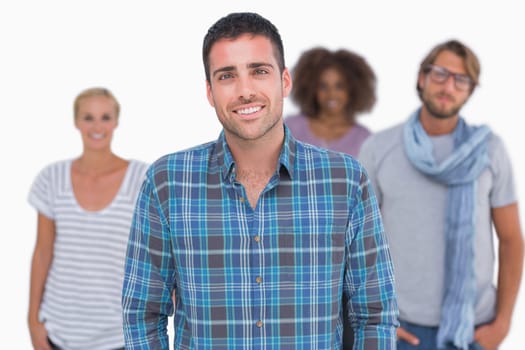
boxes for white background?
[1,1,523,348]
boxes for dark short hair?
[291,47,376,119]
[202,12,285,82]
[417,39,480,98]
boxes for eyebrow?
[429,64,469,77]
[211,62,274,78]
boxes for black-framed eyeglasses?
[424,64,474,91]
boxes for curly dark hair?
[291,47,376,120]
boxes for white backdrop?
[1,1,523,348]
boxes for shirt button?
[239,197,245,203]
[255,276,263,284]
[256,320,263,328]
[254,235,261,242]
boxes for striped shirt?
[28,159,148,350]
[122,128,398,349]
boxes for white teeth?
[90,133,104,139]
[237,106,261,115]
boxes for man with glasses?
[359,39,524,350]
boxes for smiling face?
[418,50,471,120]
[316,67,349,117]
[205,34,292,144]
[74,95,119,152]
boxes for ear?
[417,71,426,91]
[282,68,292,98]
[206,80,215,107]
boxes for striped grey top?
[28,159,148,350]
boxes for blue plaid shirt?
[122,127,398,349]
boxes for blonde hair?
[73,87,120,120]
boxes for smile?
[89,132,105,139]
[236,106,262,115]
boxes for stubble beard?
[423,94,463,120]
[223,110,282,143]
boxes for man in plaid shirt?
[122,12,398,350]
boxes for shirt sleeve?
[27,163,55,219]
[357,137,382,206]
[488,134,517,207]
[122,171,175,349]
[346,165,399,349]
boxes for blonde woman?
[28,87,148,350]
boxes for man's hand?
[397,326,420,346]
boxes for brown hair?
[73,87,120,120]
[417,39,480,98]
[291,47,376,120]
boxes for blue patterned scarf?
[403,109,491,350]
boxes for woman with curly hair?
[286,47,378,349]
[286,47,377,157]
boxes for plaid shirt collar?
[215,124,296,183]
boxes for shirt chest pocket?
[275,228,346,282]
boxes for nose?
[443,75,457,92]
[236,74,256,101]
[91,118,106,131]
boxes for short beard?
[423,96,462,120]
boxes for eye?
[434,69,448,79]
[102,114,112,121]
[218,72,234,81]
[335,82,347,91]
[318,82,329,91]
[455,75,471,85]
[254,68,269,75]
[82,114,94,121]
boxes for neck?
[75,150,124,175]
[419,106,459,136]
[316,111,353,126]
[226,132,283,176]
[309,112,354,141]
[226,128,284,209]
